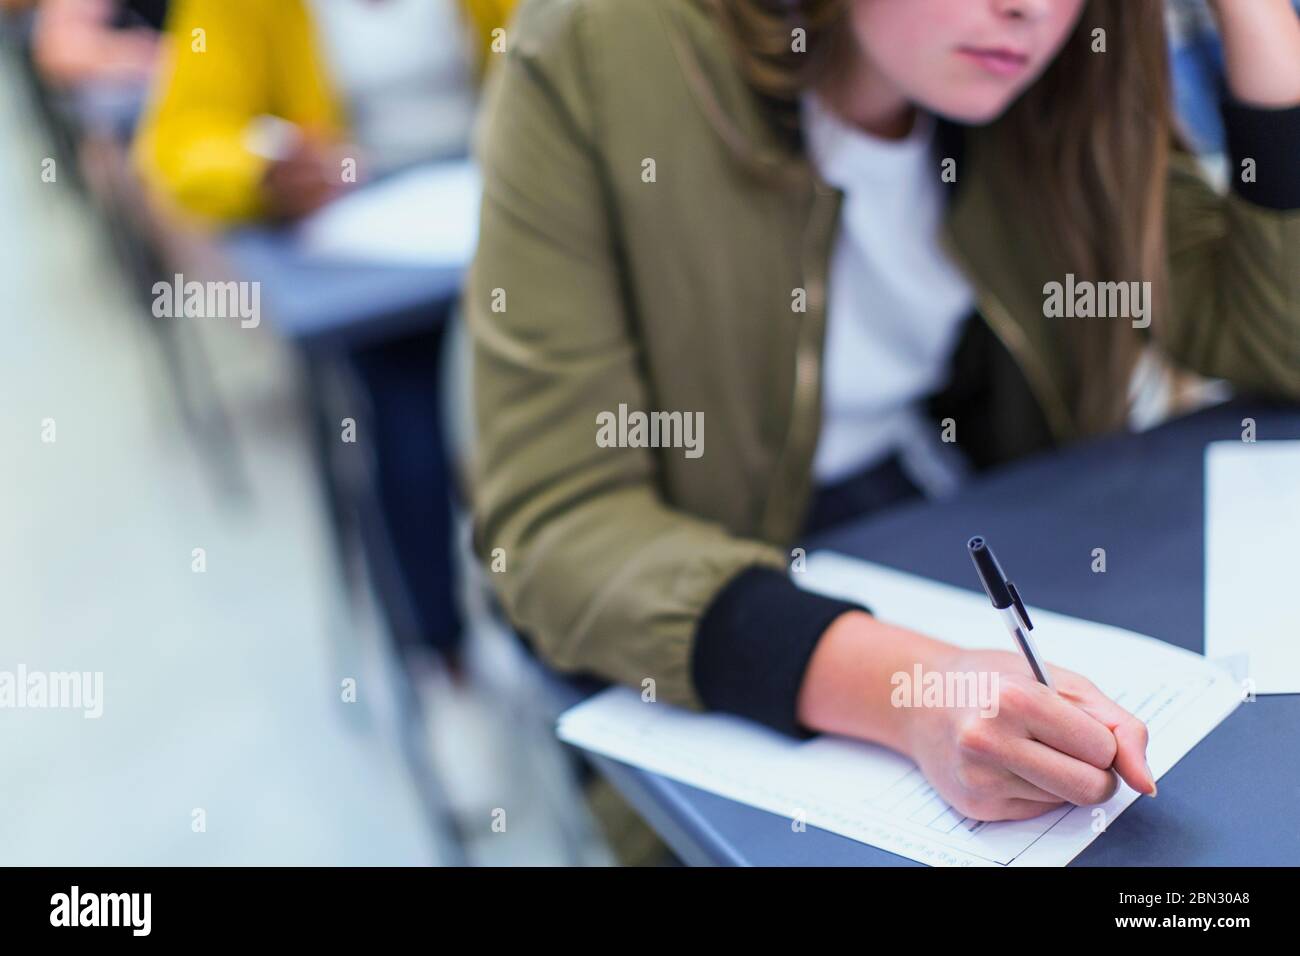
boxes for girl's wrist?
[1209,0,1300,107]
[796,611,954,755]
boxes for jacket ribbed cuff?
[691,566,868,738]
[1222,97,1300,211]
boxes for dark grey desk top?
[584,400,1300,866]
[219,219,462,351]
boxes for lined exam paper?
[558,554,1242,866]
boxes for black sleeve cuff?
[1222,96,1300,211]
[691,566,868,738]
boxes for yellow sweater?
[134,0,514,224]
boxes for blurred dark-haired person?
[468,0,1299,854]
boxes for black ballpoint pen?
[967,536,1056,691]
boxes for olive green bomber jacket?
[467,0,1300,712]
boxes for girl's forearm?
[795,611,951,755]
[1210,0,1300,106]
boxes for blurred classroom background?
[0,0,608,866]
[0,0,1264,866]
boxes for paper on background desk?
[558,553,1242,867]
[1205,441,1300,694]
[296,160,481,267]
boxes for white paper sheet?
[558,553,1243,866]
[295,160,481,267]
[1205,441,1300,695]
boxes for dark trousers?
[349,324,462,659]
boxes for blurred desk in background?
[220,226,464,350]
[67,80,147,141]
[219,160,479,351]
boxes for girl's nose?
[991,0,1053,22]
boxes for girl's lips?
[957,46,1031,78]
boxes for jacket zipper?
[761,183,839,541]
[766,187,1077,541]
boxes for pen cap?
[968,536,1014,609]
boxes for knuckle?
[1092,731,1118,767]
[956,794,996,822]
[954,763,993,794]
[1095,772,1121,804]
[1073,772,1117,806]
[1061,778,1090,806]
[997,679,1032,711]
[1071,676,1100,695]
[956,719,996,757]
[953,762,977,791]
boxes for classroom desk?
[581,399,1300,866]
[219,227,460,351]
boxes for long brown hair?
[715,0,1174,435]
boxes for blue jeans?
[349,323,462,659]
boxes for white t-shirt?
[308,0,477,174]
[802,93,976,495]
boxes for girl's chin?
[922,96,1016,127]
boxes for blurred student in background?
[135,0,515,671]
[30,0,166,90]
[135,0,509,221]
[468,0,1299,842]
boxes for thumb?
[1108,718,1156,797]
